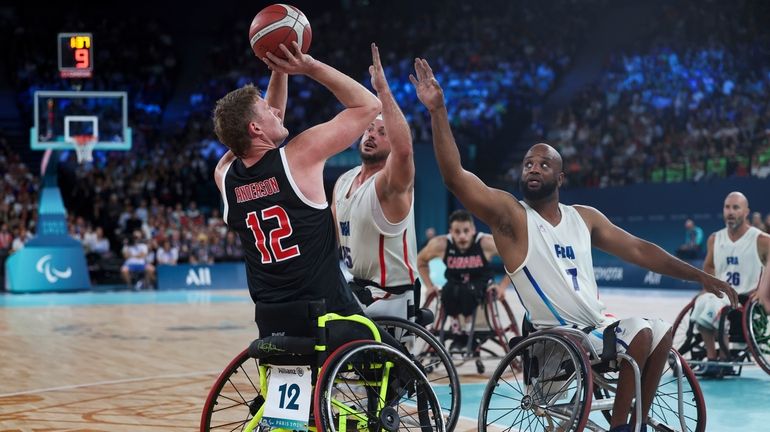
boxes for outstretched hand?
[409,58,445,112]
[262,41,315,75]
[369,43,389,94]
[701,274,739,308]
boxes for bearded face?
[519,172,558,201]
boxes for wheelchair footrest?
[248,335,316,359]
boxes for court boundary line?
[0,370,220,398]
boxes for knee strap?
[601,321,621,363]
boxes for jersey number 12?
[245,205,300,264]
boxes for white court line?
[0,370,220,398]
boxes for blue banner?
[156,263,248,291]
[5,245,91,292]
[593,258,703,290]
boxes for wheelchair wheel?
[744,298,770,374]
[374,317,461,432]
[200,348,263,432]
[421,290,441,332]
[314,340,445,432]
[672,298,707,363]
[479,332,592,432]
[484,289,521,353]
[592,350,706,432]
[650,350,706,432]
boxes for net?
[71,134,97,163]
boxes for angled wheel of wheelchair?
[484,289,521,353]
[200,348,262,432]
[744,298,770,374]
[374,316,461,432]
[592,349,706,432]
[672,298,708,365]
[479,332,592,432]
[421,290,441,332]
[314,340,445,432]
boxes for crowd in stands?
[528,0,770,189]
[5,1,770,288]
[193,0,591,143]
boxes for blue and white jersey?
[713,226,763,295]
[506,202,606,329]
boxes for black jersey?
[443,232,494,289]
[221,147,359,314]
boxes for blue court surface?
[447,369,770,431]
[0,289,250,308]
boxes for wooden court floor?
[0,291,257,431]
[0,288,690,431]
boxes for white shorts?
[585,317,671,356]
[691,292,731,330]
[359,286,413,320]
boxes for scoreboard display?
[58,33,93,78]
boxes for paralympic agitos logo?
[35,254,73,283]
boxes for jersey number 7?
[245,205,300,264]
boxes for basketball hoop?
[71,134,97,163]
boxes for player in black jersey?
[417,209,508,326]
[212,41,381,318]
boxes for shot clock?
[58,32,93,78]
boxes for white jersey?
[334,166,417,288]
[713,226,763,295]
[506,202,606,329]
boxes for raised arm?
[371,43,414,222]
[214,150,237,194]
[759,259,770,312]
[265,70,288,121]
[575,205,738,306]
[702,233,716,276]
[417,235,448,297]
[264,42,381,165]
[480,233,510,299]
[410,58,518,228]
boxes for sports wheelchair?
[422,285,521,374]
[200,300,445,432]
[478,322,706,432]
[672,292,770,376]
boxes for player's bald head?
[525,143,563,172]
[723,191,750,230]
[724,191,748,208]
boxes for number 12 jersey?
[220,147,359,314]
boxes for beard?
[360,148,388,164]
[519,177,558,201]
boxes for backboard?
[30,90,132,151]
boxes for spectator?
[121,230,155,289]
[11,226,32,253]
[85,227,111,257]
[676,219,704,259]
[223,231,243,262]
[0,223,12,251]
[156,240,179,266]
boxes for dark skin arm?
[410,58,528,272]
[575,205,738,307]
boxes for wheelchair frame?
[423,288,521,374]
[201,311,445,432]
[672,293,770,376]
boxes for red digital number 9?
[75,48,89,68]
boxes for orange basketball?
[248,4,312,60]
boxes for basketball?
[248,4,312,59]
